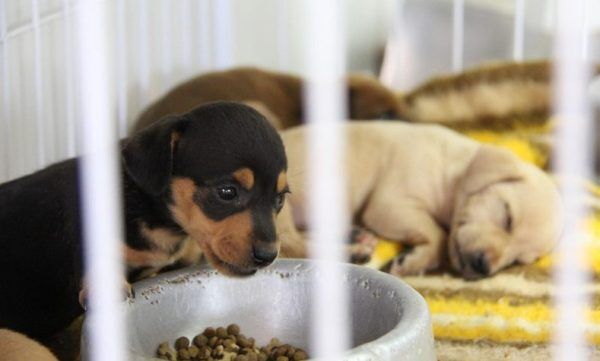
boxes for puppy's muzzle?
[462,251,490,280]
[252,241,278,267]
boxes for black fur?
[0,101,287,339]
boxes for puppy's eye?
[216,186,238,201]
[274,189,290,212]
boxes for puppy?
[0,329,58,361]
[133,67,402,132]
[278,122,561,279]
[0,102,288,339]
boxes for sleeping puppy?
[278,122,562,279]
[0,102,288,339]
[133,67,402,132]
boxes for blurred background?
[3,0,600,183]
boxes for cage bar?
[31,0,45,168]
[451,0,464,72]
[135,0,150,109]
[0,0,9,181]
[212,0,233,69]
[552,0,593,359]
[75,1,125,360]
[304,0,350,359]
[115,0,127,137]
[512,0,525,61]
[62,0,76,156]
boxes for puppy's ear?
[347,85,358,118]
[460,145,523,196]
[122,116,187,196]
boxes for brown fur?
[233,168,255,190]
[0,329,58,361]
[133,67,402,132]
[168,177,257,276]
[277,172,287,193]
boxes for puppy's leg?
[0,329,59,361]
[362,200,446,276]
[78,276,133,309]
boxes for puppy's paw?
[79,281,134,310]
[389,253,427,277]
[348,227,378,264]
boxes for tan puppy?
[133,67,402,132]
[0,329,58,361]
[278,122,562,279]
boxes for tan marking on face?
[233,167,255,190]
[139,222,186,253]
[168,177,260,276]
[277,172,287,193]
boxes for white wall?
[1,0,598,183]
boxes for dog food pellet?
[175,336,190,350]
[156,324,309,361]
[227,324,241,336]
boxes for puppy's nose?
[468,252,489,276]
[253,246,277,266]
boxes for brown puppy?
[133,67,402,132]
[278,122,562,279]
[0,329,58,361]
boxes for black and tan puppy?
[0,102,288,340]
[133,67,402,132]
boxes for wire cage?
[0,0,597,360]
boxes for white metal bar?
[379,0,406,88]
[197,0,211,71]
[581,0,590,61]
[75,1,125,361]
[512,0,525,61]
[178,0,193,74]
[0,8,63,44]
[62,0,76,156]
[451,0,464,72]
[212,0,233,69]
[32,0,45,168]
[158,0,173,91]
[304,0,350,359]
[276,0,289,71]
[115,0,127,137]
[136,0,150,108]
[0,0,9,181]
[552,0,593,359]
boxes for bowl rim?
[82,259,434,361]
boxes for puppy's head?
[449,145,562,279]
[347,74,402,120]
[123,102,288,276]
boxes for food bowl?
[81,259,435,360]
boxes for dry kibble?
[188,345,200,358]
[204,327,216,338]
[293,350,307,361]
[175,336,190,350]
[194,334,208,347]
[227,324,241,336]
[157,325,308,361]
[209,336,219,347]
[178,348,191,360]
[216,326,228,338]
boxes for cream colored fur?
[0,329,58,361]
[278,122,562,278]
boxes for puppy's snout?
[253,245,277,266]
[467,252,489,276]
